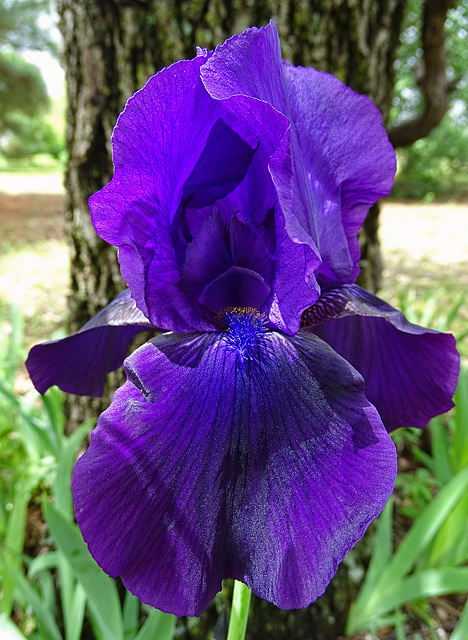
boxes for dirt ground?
[0,171,467,355]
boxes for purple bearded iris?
[26,22,459,616]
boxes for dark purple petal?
[283,63,396,285]
[200,21,312,249]
[201,23,321,331]
[90,57,240,332]
[73,329,396,615]
[182,118,257,208]
[180,212,274,313]
[26,289,155,396]
[303,285,460,430]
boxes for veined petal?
[73,329,396,615]
[200,21,314,250]
[201,23,322,331]
[303,285,460,430]
[90,56,253,332]
[26,289,155,396]
[283,63,396,285]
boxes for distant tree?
[0,51,49,138]
[0,0,56,53]
[391,0,468,198]
[0,0,58,157]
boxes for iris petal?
[201,23,322,332]
[90,56,247,332]
[303,285,460,430]
[73,329,396,615]
[182,118,257,208]
[26,289,155,396]
[283,64,396,285]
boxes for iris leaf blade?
[428,418,453,484]
[377,466,468,585]
[123,591,140,640]
[370,567,468,621]
[453,367,468,472]
[451,596,468,640]
[65,583,87,640]
[134,609,176,640]
[4,558,63,640]
[53,422,91,518]
[43,501,123,640]
[348,466,468,633]
[28,551,60,576]
[349,499,393,612]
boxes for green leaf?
[379,466,468,584]
[423,494,468,568]
[451,596,468,640]
[4,559,63,640]
[53,422,91,518]
[0,612,28,639]
[43,501,123,640]
[135,609,176,640]
[348,467,468,633]
[430,418,454,484]
[50,421,91,639]
[123,592,140,640]
[28,551,60,577]
[371,568,468,620]
[65,583,87,640]
[453,366,468,472]
[352,499,393,606]
[1,476,33,615]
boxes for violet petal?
[283,63,396,285]
[201,22,321,332]
[90,56,250,332]
[303,285,460,430]
[72,329,396,615]
[26,289,155,397]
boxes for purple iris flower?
[27,22,459,616]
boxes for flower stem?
[226,580,252,640]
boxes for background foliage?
[0,0,64,164]
[391,1,468,200]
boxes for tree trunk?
[58,0,406,426]
[58,1,405,636]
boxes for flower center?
[219,306,267,361]
[179,212,275,314]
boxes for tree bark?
[58,0,408,426]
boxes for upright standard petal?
[73,327,396,615]
[26,289,155,396]
[201,20,319,246]
[92,42,320,335]
[201,24,322,331]
[283,63,396,285]
[90,55,255,332]
[303,285,460,430]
